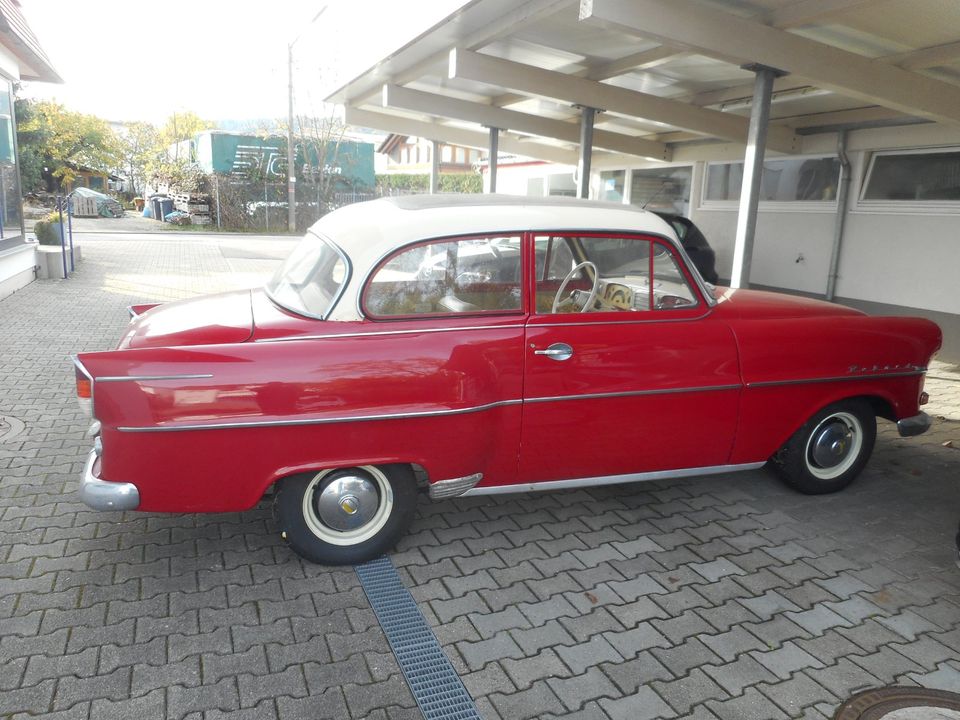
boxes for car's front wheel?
[275,465,417,564]
[770,399,876,494]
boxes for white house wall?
[692,207,839,296]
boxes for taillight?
[74,361,93,417]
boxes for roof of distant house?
[0,0,61,83]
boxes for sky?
[18,0,467,126]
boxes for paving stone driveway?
[2,233,959,720]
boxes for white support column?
[487,127,500,193]
[578,106,597,199]
[730,65,782,289]
[430,140,440,194]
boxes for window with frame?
[862,149,960,201]
[629,167,692,215]
[364,235,523,317]
[600,170,624,202]
[704,157,840,202]
[534,235,698,314]
[0,78,22,248]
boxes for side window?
[535,234,698,314]
[364,235,523,317]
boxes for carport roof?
[321,0,960,163]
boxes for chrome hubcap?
[811,421,853,468]
[804,411,863,480]
[314,472,380,532]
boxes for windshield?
[265,231,349,319]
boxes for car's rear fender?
[77,325,525,512]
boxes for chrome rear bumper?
[79,450,140,511]
[897,412,932,438]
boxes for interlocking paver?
[501,647,570,689]
[705,686,790,719]
[652,637,723,677]
[548,667,619,712]
[652,667,728,716]
[703,654,779,696]
[556,634,623,675]
[600,686,678,720]
[758,672,837,716]
[908,662,960,692]
[2,235,960,720]
[751,641,825,679]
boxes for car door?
[519,232,741,486]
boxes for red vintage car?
[75,195,942,564]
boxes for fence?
[206,178,427,233]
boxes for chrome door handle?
[533,342,573,361]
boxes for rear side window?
[364,235,523,318]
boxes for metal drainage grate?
[356,556,482,720]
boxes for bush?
[376,172,483,194]
[34,219,63,245]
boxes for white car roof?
[307,195,683,321]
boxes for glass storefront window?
[0,78,23,247]
[630,167,692,215]
[705,157,840,202]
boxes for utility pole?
[287,6,327,234]
[287,44,296,233]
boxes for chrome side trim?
[96,373,214,383]
[117,382,745,433]
[127,306,137,319]
[462,462,766,496]
[96,373,215,383]
[118,398,524,433]
[79,450,140,511]
[530,311,711,328]
[255,323,524,343]
[746,369,926,388]
[428,472,483,499]
[897,412,932,437]
[525,384,740,404]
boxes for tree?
[15,99,121,190]
[160,111,214,160]
[117,121,161,196]
[293,112,357,222]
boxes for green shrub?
[35,219,63,245]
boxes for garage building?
[317,0,960,361]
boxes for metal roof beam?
[491,45,686,108]
[588,46,686,79]
[579,0,960,127]
[449,48,799,152]
[883,40,960,71]
[765,0,880,28]
[344,106,580,165]
[382,84,671,161]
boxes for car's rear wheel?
[770,399,876,494]
[275,464,417,565]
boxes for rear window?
[266,231,349,319]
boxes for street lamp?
[288,5,327,233]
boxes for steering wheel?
[552,261,600,314]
